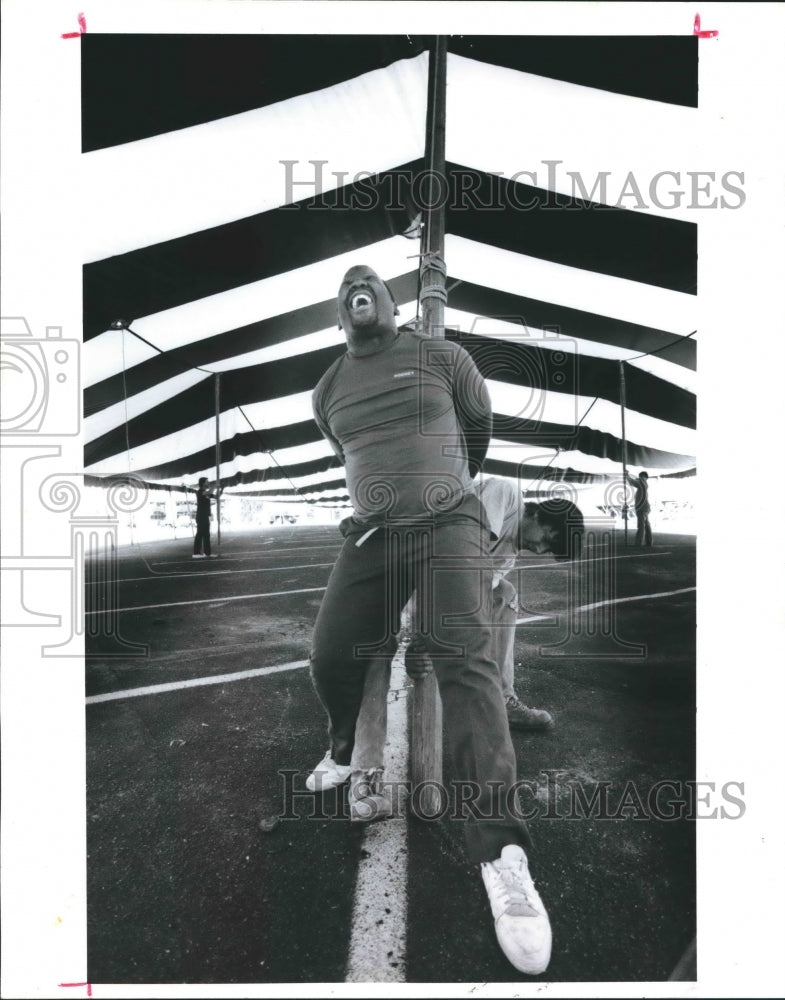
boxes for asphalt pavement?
[86,523,696,985]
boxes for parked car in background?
[269,512,299,524]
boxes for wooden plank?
[410,36,448,816]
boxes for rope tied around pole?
[419,284,449,305]
[419,252,448,305]
[418,251,447,276]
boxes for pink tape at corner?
[693,13,719,38]
[61,12,87,38]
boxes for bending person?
[406,477,584,730]
[469,476,583,730]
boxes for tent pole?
[215,372,221,554]
[419,35,448,338]
[411,35,448,817]
[619,361,629,546]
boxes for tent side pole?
[619,361,629,546]
[419,35,447,339]
[411,35,448,817]
[215,372,221,553]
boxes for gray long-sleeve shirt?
[312,330,492,524]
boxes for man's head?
[337,265,399,337]
[518,499,584,560]
[198,477,208,487]
[638,471,648,480]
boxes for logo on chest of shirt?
[392,370,417,378]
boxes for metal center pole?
[215,372,221,554]
[619,361,629,546]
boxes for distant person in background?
[631,471,652,547]
[193,477,221,558]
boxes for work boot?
[505,695,554,731]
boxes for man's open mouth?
[350,292,373,309]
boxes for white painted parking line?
[515,585,695,624]
[574,585,695,614]
[85,576,695,623]
[144,543,342,566]
[345,644,409,983]
[88,549,674,607]
[84,586,327,616]
[512,549,672,571]
[85,542,342,566]
[86,586,696,703]
[88,563,335,585]
[86,658,310,705]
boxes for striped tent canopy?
[82,35,697,508]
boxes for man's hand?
[404,634,434,679]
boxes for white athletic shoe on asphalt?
[305,752,352,792]
[481,844,552,975]
[348,767,393,823]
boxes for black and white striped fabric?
[83,35,697,507]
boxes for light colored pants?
[350,655,391,772]
[491,576,518,701]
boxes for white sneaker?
[481,844,552,975]
[305,752,352,792]
[349,768,393,823]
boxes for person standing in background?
[193,477,220,558]
[631,471,652,547]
